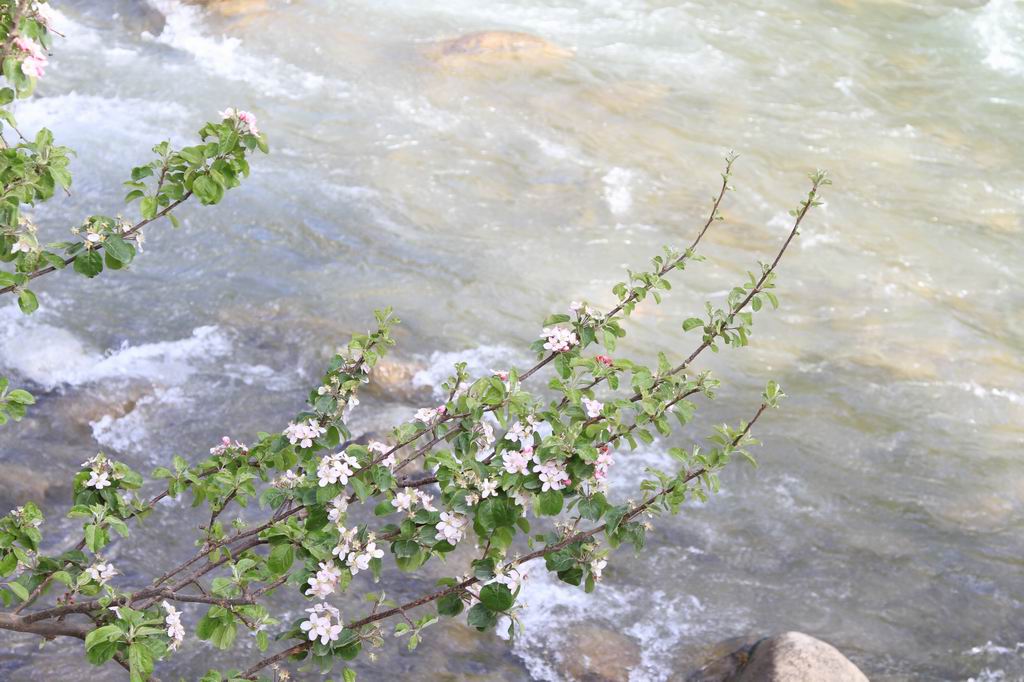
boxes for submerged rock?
[367,358,431,403]
[426,31,572,68]
[0,463,58,510]
[182,0,270,18]
[561,624,641,681]
[686,632,868,682]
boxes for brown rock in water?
[366,358,431,403]
[183,0,270,17]
[687,632,868,682]
[681,634,763,682]
[561,624,641,681]
[0,463,56,510]
[427,31,572,68]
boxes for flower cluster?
[368,440,396,469]
[82,453,118,490]
[272,469,306,489]
[316,451,361,487]
[540,326,578,353]
[472,422,496,460]
[13,36,46,79]
[594,354,614,367]
[582,397,604,419]
[304,560,342,599]
[490,565,528,593]
[331,528,384,575]
[435,511,469,545]
[593,446,614,491]
[502,446,535,475]
[209,435,248,457]
[327,495,349,523]
[504,416,536,445]
[300,603,343,645]
[391,487,437,514]
[283,419,326,449]
[534,458,571,492]
[86,561,117,585]
[218,108,260,136]
[413,405,446,425]
[162,601,185,651]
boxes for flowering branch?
[0,5,831,679]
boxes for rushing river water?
[1,0,1023,680]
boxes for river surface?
[1,1,1023,680]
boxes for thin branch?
[0,194,192,296]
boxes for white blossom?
[534,459,570,492]
[491,566,527,593]
[300,603,343,645]
[502,447,534,475]
[504,417,535,445]
[479,478,498,498]
[590,558,608,580]
[413,406,445,424]
[316,452,360,487]
[473,422,496,461]
[331,526,359,560]
[347,541,384,575]
[540,326,578,353]
[435,511,469,545]
[305,561,342,599]
[391,488,415,513]
[594,447,614,484]
[273,469,306,489]
[86,470,111,490]
[162,601,185,650]
[327,495,349,524]
[86,562,117,585]
[283,419,326,449]
[416,490,437,512]
[582,397,604,419]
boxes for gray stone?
[687,632,869,682]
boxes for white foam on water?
[11,92,193,147]
[145,0,327,99]
[904,380,1024,407]
[973,0,1024,76]
[967,641,1024,656]
[0,303,232,390]
[90,386,188,454]
[43,4,102,49]
[509,556,713,681]
[411,344,529,398]
[603,167,636,216]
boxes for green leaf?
[478,583,514,612]
[266,544,294,575]
[73,250,103,278]
[436,592,464,617]
[7,581,28,601]
[682,317,703,332]
[17,289,38,314]
[193,175,224,205]
[85,625,123,650]
[104,235,135,265]
[478,497,517,530]
[466,603,497,631]
[210,620,237,650]
[342,669,357,682]
[128,642,153,682]
[140,196,157,220]
[537,490,563,516]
